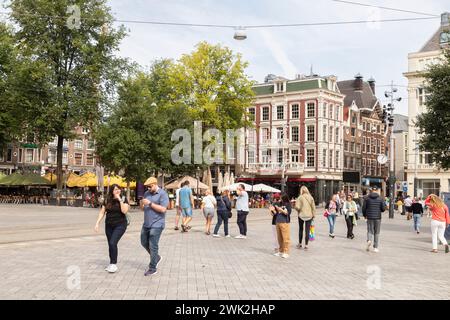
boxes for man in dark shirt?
[362,186,386,253]
[411,197,424,234]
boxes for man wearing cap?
[362,186,386,253]
[140,177,169,276]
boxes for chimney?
[368,77,376,94]
[354,73,363,91]
[442,12,449,27]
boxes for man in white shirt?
[235,184,250,239]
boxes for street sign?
[402,181,408,193]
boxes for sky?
[104,1,448,115]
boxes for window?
[248,108,255,121]
[322,149,327,167]
[377,125,381,133]
[248,150,255,164]
[366,123,371,132]
[377,139,381,154]
[291,150,299,163]
[425,154,433,164]
[276,82,284,92]
[291,127,299,142]
[367,138,371,154]
[419,154,423,164]
[25,149,34,163]
[344,141,349,151]
[276,127,284,140]
[291,104,299,119]
[307,149,315,167]
[262,107,270,121]
[356,144,361,154]
[350,142,355,153]
[63,152,68,165]
[372,138,376,154]
[323,125,327,142]
[353,158,357,170]
[18,149,23,163]
[335,128,339,143]
[48,150,57,164]
[329,104,333,119]
[362,159,366,174]
[86,153,94,166]
[329,126,333,143]
[262,149,271,163]
[74,153,83,166]
[335,151,340,169]
[63,139,68,148]
[417,87,430,106]
[351,128,356,137]
[351,114,357,124]
[307,125,315,142]
[87,140,95,150]
[307,103,315,118]
[362,122,366,131]
[262,128,270,143]
[323,103,327,118]
[248,130,256,144]
[362,137,366,153]
[335,105,340,121]
[74,140,83,150]
[277,105,284,120]
[329,152,333,168]
[344,156,348,169]
[6,148,12,162]
[356,158,361,170]
[277,150,283,163]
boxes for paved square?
[0,204,448,300]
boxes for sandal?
[296,244,302,249]
[431,249,438,253]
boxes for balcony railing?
[260,139,290,149]
[247,162,304,175]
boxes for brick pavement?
[0,204,448,299]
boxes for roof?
[252,78,329,96]
[337,79,379,110]
[393,114,409,133]
[419,26,446,53]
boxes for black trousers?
[298,218,312,245]
[345,215,354,238]
[105,222,127,264]
[237,211,249,236]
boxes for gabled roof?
[419,26,446,53]
[337,80,379,110]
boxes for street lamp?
[233,27,247,40]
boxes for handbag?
[220,196,232,218]
[309,220,315,241]
[323,210,329,218]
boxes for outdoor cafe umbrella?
[217,172,223,194]
[220,182,253,192]
[0,173,52,186]
[250,183,281,193]
[165,176,209,191]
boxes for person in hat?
[140,177,169,276]
[362,186,386,253]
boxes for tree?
[0,22,22,149]
[416,49,450,170]
[8,0,127,190]
[94,60,196,194]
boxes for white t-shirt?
[404,198,412,207]
[202,195,217,209]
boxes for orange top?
[425,197,450,223]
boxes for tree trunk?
[126,181,131,203]
[56,135,64,192]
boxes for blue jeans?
[413,214,421,231]
[140,226,164,270]
[327,214,336,234]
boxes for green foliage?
[416,49,450,170]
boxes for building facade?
[338,75,389,195]
[240,74,345,203]
[403,12,450,197]
[0,127,97,175]
[392,114,409,193]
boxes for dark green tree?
[416,49,450,170]
[8,0,127,190]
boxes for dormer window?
[275,82,285,93]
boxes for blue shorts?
[181,207,193,217]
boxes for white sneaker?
[234,235,244,239]
[366,241,372,252]
[281,253,289,259]
[104,264,111,271]
[273,252,281,257]
[106,264,118,273]
[373,248,379,253]
[212,234,221,238]
[225,235,231,238]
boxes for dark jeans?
[345,215,354,238]
[214,211,229,236]
[237,211,249,236]
[140,226,164,270]
[367,219,381,248]
[298,218,312,245]
[105,222,127,264]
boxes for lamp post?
[384,81,402,219]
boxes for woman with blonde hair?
[201,189,217,235]
[294,186,316,250]
[424,194,450,253]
